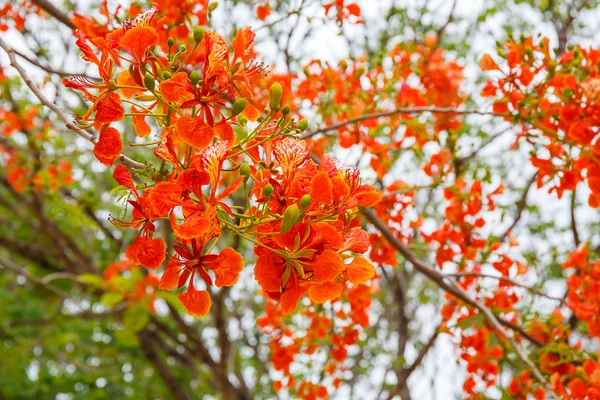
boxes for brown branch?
[361,208,552,391]
[570,190,580,246]
[499,172,538,241]
[30,0,76,29]
[13,48,90,78]
[0,256,69,298]
[139,329,191,400]
[0,37,145,170]
[446,272,563,302]
[301,107,510,139]
[388,324,441,400]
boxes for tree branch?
[30,0,76,29]
[301,107,510,139]
[0,37,145,170]
[361,208,552,392]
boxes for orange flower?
[93,126,123,166]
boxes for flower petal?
[125,236,166,269]
[176,115,215,150]
[178,284,211,317]
[93,126,123,166]
[308,281,343,304]
[310,250,344,283]
[344,257,375,284]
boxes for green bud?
[208,2,218,12]
[281,105,290,115]
[178,44,186,53]
[163,71,172,80]
[269,82,283,112]
[234,126,247,141]
[240,162,251,182]
[167,37,175,47]
[297,118,308,131]
[231,98,247,117]
[280,204,301,233]
[238,115,248,126]
[299,194,310,210]
[144,74,155,92]
[190,70,199,86]
[193,26,205,43]
[263,184,273,199]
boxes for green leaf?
[114,330,139,347]
[100,292,124,307]
[77,273,104,288]
[123,303,150,333]
[110,185,128,195]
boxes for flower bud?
[281,105,290,115]
[209,2,218,12]
[240,162,251,182]
[144,74,155,92]
[231,98,247,117]
[190,70,199,86]
[167,37,175,47]
[263,184,273,199]
[234,126,247,141]
[178,44,186,53]
[280,204,301,233]
[297,118,308,131]
[238,115,248,126]
[193,26,205,43]
[163,71,172,80]
[299,194,310,210]
[269,82,282,112]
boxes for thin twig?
[361,208,554,393]
[301,107,511,139]
[446,272,563,302]
[0,37,145,170]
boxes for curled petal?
[355,185,382,207]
